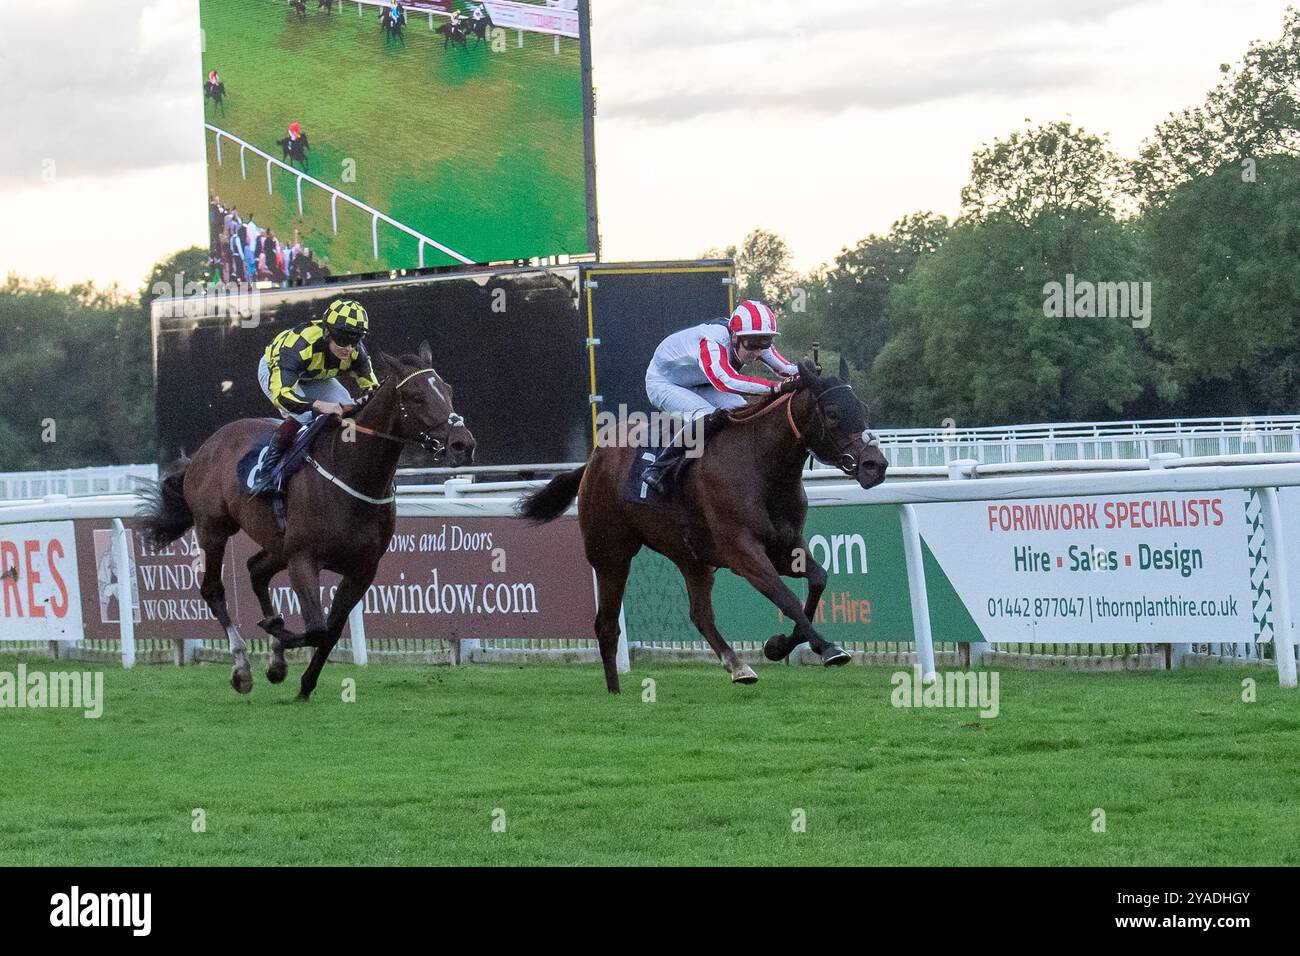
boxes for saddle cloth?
[623,445,697,507]
[237,416,333,496]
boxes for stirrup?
[252,461,282,496]
[643,465,668,494]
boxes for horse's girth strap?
[304,455,396,506]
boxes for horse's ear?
[376,351,400,377]
[417,340,433,367]
[797,359,821,390]
[838,353,852,383]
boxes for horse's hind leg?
[247,549,292,684]
[196,525,253,694]
[678,560,757,684]
[591,555,635,694]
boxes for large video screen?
[200,0,595,283]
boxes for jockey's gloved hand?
[770,375,800,397]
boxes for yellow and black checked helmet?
[322,299,369,342]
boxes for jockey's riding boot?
[641,449,674,496]
[256,418,302,495]
[643,410,725,496]
[642,438,688,495]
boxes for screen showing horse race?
[200,0,595,283]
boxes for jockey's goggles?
[737,336,773,350]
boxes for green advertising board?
[622,503,982,645]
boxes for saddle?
[237,415,335,499]
[623,409,730,506]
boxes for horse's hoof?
[258,615,284,636]
[266,661,288,684]
[821,645,851,667]
[231,668,254,694]
[731,664,759,684]
[764,634,793,662]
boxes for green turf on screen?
[2,660,1297,865]
[201,0,588,273]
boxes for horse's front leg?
[764,538,835,663]
[296,570,374,701]
[286,553,328,645]
[730,537,850,667]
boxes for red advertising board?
[72,516,594,642]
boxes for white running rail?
[206,124,474,267]
[865,416,1300,468]
[0,466,158,502]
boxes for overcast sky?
[0,0,1290,289]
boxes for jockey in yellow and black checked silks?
[262,299,380,418]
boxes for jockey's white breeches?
[258,356,352,425]
[645,370,747,421]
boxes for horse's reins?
[342,368,465,453]
[732,385,879,477]
[305,368,466,507]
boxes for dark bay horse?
[518,360,888,692]
[277,133,310,170]
[380,8,406,44]
[138,345,475,700]
[436,20,468,49]
[203,80,227,115]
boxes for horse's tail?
[516,466,585,525]
[137,458,194,549]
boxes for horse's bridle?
[345,368,466,460]
[799,383,882,477]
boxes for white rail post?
[442,478,479,662]
[898,504,937,684]
[1257,486,1297,688]
[349,601,368,665]
[616,603,631,674]
[111,519,136,669]
[946,460,991,667]
[443,477,472,498]
[1149,453,1190,668]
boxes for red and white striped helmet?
[728,300,781,338]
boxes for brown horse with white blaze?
[138,344,475,700]
[518,360,888,692]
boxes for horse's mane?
[724,390,795,424]
[341,355,424,419]
[696,386,806,444]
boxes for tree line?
[714,7,1300,429]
